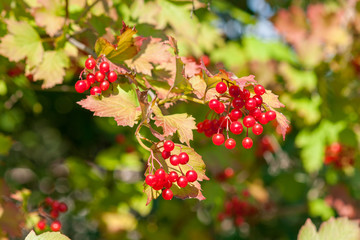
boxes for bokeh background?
[1,0,360,239]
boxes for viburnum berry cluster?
[74,56,118,95]
[145,140,198,200]
[324,142,355,168]
[36,197,68,232]
[197,81,277,149]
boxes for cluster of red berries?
[145,140,198,200]
[197,82,276,149]
[324,142,355,168]
[74,56,118,95]
[36,197,68,232]
[217,193,258,226]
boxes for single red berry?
[219,116,228,128]
[107,71,117,82]
[224,167,234,178]
[50,220,61,231]
[253,95,263,106]
[86,73,96,85]
[240,89,250,100]
[225,138,236,149]
[265,110,276,122]
[163,140,175,152]
[229,85,240,97]
[258,112,268,125]
[252,123,263,135]
[197,122,204,133]
[162,150,171,159]
[90,86,102,95]
[235,216,244,226]
[250,108,262,119]
[242,137,253,149]
[58,202,68,212]
[75,80,87,93]
[243,115,255,128]
[177,176,188,188]
[152,180,164,190]
[230,109,242,121]
[254,84,265,95]
[245,98,257,111]
[50,209,59,218]
[164,179,172,189]
[329,142,342,154]
[45,197,53,206]
[186,170,198,182]
[99,62,110,73]
[155,168,167,180]
[179,152,189,165]
[162,189,173,200]
[170,155,180,166]
[212,133,225,145]
[85,57,96,69]
[37,219,46,230]
[52,201,60,210]
[100,80,110,91]
[214,102,225,114]
[203,119,211,130]
[232,97,244,109]
[168,171,179,182]
[209,99,220,110]
[145,174,157,187]
[211,119,220,131]
[216,82,227,94]
[230,121,243,135]
[95,71,105,82]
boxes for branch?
[67,35,97,57]
[157,94,205,105]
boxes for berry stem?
[157,95,205,105]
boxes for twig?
[67,35,97,57]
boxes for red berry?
[200,55,210,66]
[230,121,243,135]
[107,71,117,82]
[164,179,172,189]
[232,97,244,109]
[86,73,96,85]
[58,202,68,212]
[50,209,59,218]
[230,109,242,121]
[229,85,240,97]
[170,155,180,166]
[45,197,53,206]
[235,216,244,226]
[265,110,276,122]
[216,82,227,94]
[252,123,263,135]
[179,152,189,165]
[162,150,170,159]
[245,98,257,111]
[90,86,102,95]
[100,80,110,91]
[152,180,164,190]
[197,122,204,133]
[145,174,157,187]
[163,140,175,152]
[258,112,268,125]
[209,99,220,110]
[162,189,173,200]
[254,84,265,95]
[214,102,225,114]
[212,133,225,145]
[37,219,46,230]
[50,220,61,231]
[224,167,234,178]
[243,115,255,128]
[155,168,167,180]
[75,80,87,93]
[250,108,262,119]
[225,138,236,149]
[186,170,198,182]
[85,57,96,69]
[99,62,110,73]
[177,176,188,188]
[203,119,211,130]
[52,200,60,210]
[240,89,250,99]
[95,71,105,82]
[253,95,263,106]
[168,171,179,182]
[242,137,253,149]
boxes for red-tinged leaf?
[77,84,141,127]
[152,105,196,146]
[125,37,173,75]
[217,69,256,90]
[274,110,290,140]
[144,144,208,205]
[188,75,217,101]
[99,56,131,75]
[94,24,138,63]
[165,36,179,55]
[262,89,285,109]
[181,57,201,77]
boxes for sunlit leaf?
[25,230,70,240]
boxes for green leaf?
[152,105,196,146]
[32,50,69,89]
[298,219,319,240]
[309,199,335,221]
[0,20,43,68]
[172,57,193,93]
[0,134,12,155]
[77,84,141,127]
[25,230,70,240]
[279,62,317,91]
[94,24,137,63]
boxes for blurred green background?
[1,0,360,239]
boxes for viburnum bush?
[73,22,290,204]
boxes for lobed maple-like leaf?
[77,84,141,127]
[32,50,69,89]
[144,144,208,205]
[25,230,70,240]
[0,20,43,68]
[95,23,138,63]
[152,105,196,146]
